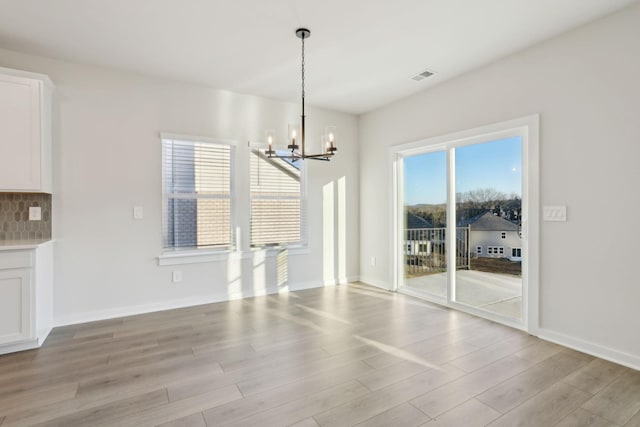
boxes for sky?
[403,136,522,205]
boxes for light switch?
[133,206,144,220]
[29,206,42,221]
[543,205,567,222]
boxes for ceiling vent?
[411,69,435,81]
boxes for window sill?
[157,246,310,266]
[158,249,242,266]
[250,246,310,257]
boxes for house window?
[476,246,482,254]
[162,136,234,251]
[512,248,522,257]
[501,232,506,239]
[487,246,505,256]
[250,149,305,247]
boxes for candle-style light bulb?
[268,135,273,148]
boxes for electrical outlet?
[172,271,182,283]
[370,256,376,267]
[29,206,42,221]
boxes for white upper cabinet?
[0,67,53,193]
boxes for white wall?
[359,4,640,367]
[0,48,360,325]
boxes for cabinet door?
[0,74,41,191]
[0,268,33,344]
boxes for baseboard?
[537,328,640,371]
[0,338,41,355]
[358,275,392,291]
[54,280,328,327]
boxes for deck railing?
[405,227,470,275]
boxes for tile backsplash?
[0,193,52,241]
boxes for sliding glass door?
[396,119,536,329]
[402,151,448,300]
[453,137,523,319]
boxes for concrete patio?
[404,270,522,319]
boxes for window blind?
[250,149,305,247]
[162,138,233,250]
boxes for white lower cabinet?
[0,268,32,344]
[0,242,53,354]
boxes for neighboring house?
[405,212,434,256]
[460,211,522,261]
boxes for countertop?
[0,239,54,251]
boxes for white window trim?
[248,143,308,249]
[160,132,237,255]
[501,231,506,239]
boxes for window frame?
[159,133,237,256]
[248,144,308,249]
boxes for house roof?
[459,211,519,231]
[406,212,433,229]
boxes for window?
[162,135,234,251]
[250,149,305,247]
[487,246,505,255]
[501,231,506,239]
[476,246,482,254]
[512,248,522,257]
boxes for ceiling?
[0,0,636,114]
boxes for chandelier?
[265,28,337,162]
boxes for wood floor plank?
[428,398,501,427]
[448,334,538,373]
[30,389,168,427]
[477,350,592,413]
[410,354,536,417]
[0,382,78,417]
[357,360,429,391]
[562,358,630,395]
[554,408,620,427]
[581,370,640,425]
[354,403,430,427]
[514,339,566,363]
[624,409,640,427]
[487,382,591,427]
[225,380,369,427]
[111,384,242,427]
[155,412,206,427]
[312,365,464,427]
[202,361,373,425]
[288,418,320,427]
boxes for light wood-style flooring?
[0,283,638,426]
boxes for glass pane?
[164,198,231,249]
[402,151,447,298]
[454,137,522,319]
[250,149,303,246]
